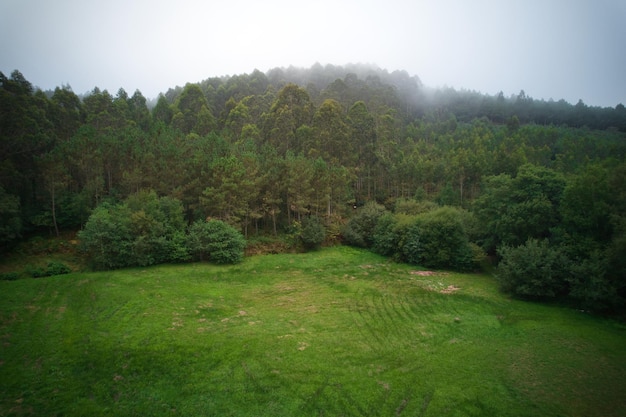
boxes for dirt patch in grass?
[410,270,447,277]
[440,285,460,294]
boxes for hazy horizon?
[2,0,625,107]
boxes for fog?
[1,0,625,106]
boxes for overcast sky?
[1,0,625,107]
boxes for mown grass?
[1,246,625,416]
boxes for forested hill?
[161,63,626,130]
[1,64,626,310]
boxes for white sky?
[1,0,625,107]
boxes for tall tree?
[348,101,377,200]
[284,152,315,222]
[50,85,83,142]
[128,89,151,130]
[263,84,314,155]
[311,99,352,166]
[172,83,216,135]
[0,70,55,226]
[152,94,174,125]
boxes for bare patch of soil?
[410,270,447,277]
[440,285,461,294]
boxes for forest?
[1,63,625,312]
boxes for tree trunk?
[51,184,60,237]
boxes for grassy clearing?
[1,246,625,416]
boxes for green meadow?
[1,246,624,416]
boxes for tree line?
[1,65,625,311]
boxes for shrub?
[78,204,133,270]
[0,272,19,281]
[402,207,474,271]
[46,261,71,276]
[26,265,48,278]
[26,261,71,278]
[371,213,399,257]
[187,219,246,264]
[79,192,190,270]
[343,202,387,248]
[496,239,569,299]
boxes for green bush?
[187,219,246,264]
[26,261,71,278]
[496,239,569,299]
[371,213,399,257]
[0,272,19,281]
[343,202,387,248]
[46,261,71,276]
[402,207,474,271]
[79,191,190,270]
[26,265,48,278]
[78,203,133,270]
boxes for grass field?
[1,246,625,416]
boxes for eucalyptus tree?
[347,101,377,200]
[263,83,314,155]
[0,70,55,228]
[172,83,216,135]
[311,99,352,167]
[50,85,83,141]
[152,94,174,125]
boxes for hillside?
[1,65,625,311]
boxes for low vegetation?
[1,247,624,416]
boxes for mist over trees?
[1,64,625,311]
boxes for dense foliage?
[79,191,244,268]
[1,64,625,311]
[187,219,246,264]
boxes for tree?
[35,149,70,236]
[128,89,151,130]
[50,85,83,141]
[225,99,251,140]
[559,163,614,248]
[152,94,173,125]
[83,88,125,132]
[0,187,21,248]
[347,101,377,199]
[0,70,55,226]
[311,99,352,166]
[263,84,314,154]
[257,145,284,235]
[172,83,215,135]
[200,154,259,228]
[284,152,316,222]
